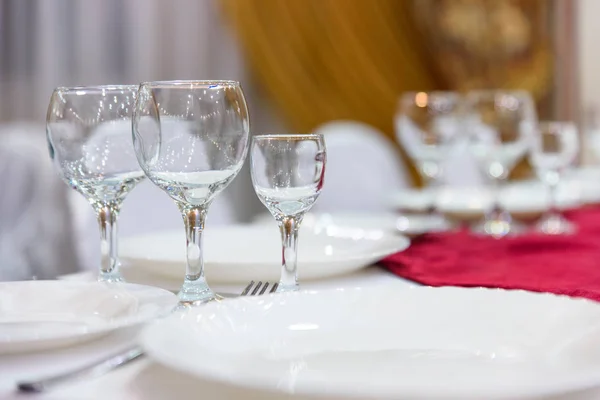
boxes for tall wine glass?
[465,90,537,237]
[529,122,579,235]
[250,134,326,292]
[395,91,462,187]
[133,80,249,305]
[47,85,144,282]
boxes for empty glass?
[529,122,579,235]
[250,134,326,292]
[133,80,249,305]
[47,85,144,282]
[465,90,537,237]
[395,91,462,187]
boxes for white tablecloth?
[0,268,407,399]
[2,268,600,400]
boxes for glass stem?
[277,215,301,292]
[489,176,503,218]
[97,204,122,282]
[178,205,213,304]
[546,172,560,217]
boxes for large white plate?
[0,281,176,354]
[119,225,409,284]
[142,284,600,399]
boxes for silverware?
[16,282,276,393]
[241,280,278,296]
[17,346,145,393]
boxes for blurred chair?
[0,123,79,281]
[312,121,410,213]
[441,137,486,187]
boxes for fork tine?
[241,280,255,296]
[270,283,278,293]
[251,281,263,296]
[259,282,269,295]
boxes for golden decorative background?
[221,0,553,184]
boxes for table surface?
[2,267,600,400]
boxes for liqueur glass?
[250,134,326,292]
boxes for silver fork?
[241,280,278,296]
[17,281,277,393]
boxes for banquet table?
[3,267,600,400]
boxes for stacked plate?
[0,281,176,354]
[388,173,600,224]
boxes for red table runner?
[380,207,600,302]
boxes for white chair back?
[0,123,79,280]
[312,121,410,213]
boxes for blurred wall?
[578,0,600,119]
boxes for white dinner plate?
[142,284,600,400]
[120,225,410,284]
[563,167,600,205]
[0,280,176,354]
[388,188,435,212]
[435,182,581,220]
[254,212,450,237]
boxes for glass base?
[471,216,525,238]
[276,282,299,293]
[535,213,576,235]
[177,279,215,307]
[98,271,125,283]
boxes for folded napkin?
[380,207,600,302]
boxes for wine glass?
[529,122,579,235]
[465,90,537,237]
[132,80,249,305]
[250,134,326,292]
[395,91,462,187]
[47,85,144,282]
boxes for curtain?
[0,0,252,122]
[221,0,445,183]
[414,0,553,102]
[221,0,554,183]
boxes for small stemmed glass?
[250,134,326,292]
[529,122,579,235]
[47,85,144,282]
[395,92,461,229]
[465,90,536,238]
[133,80,249,305]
